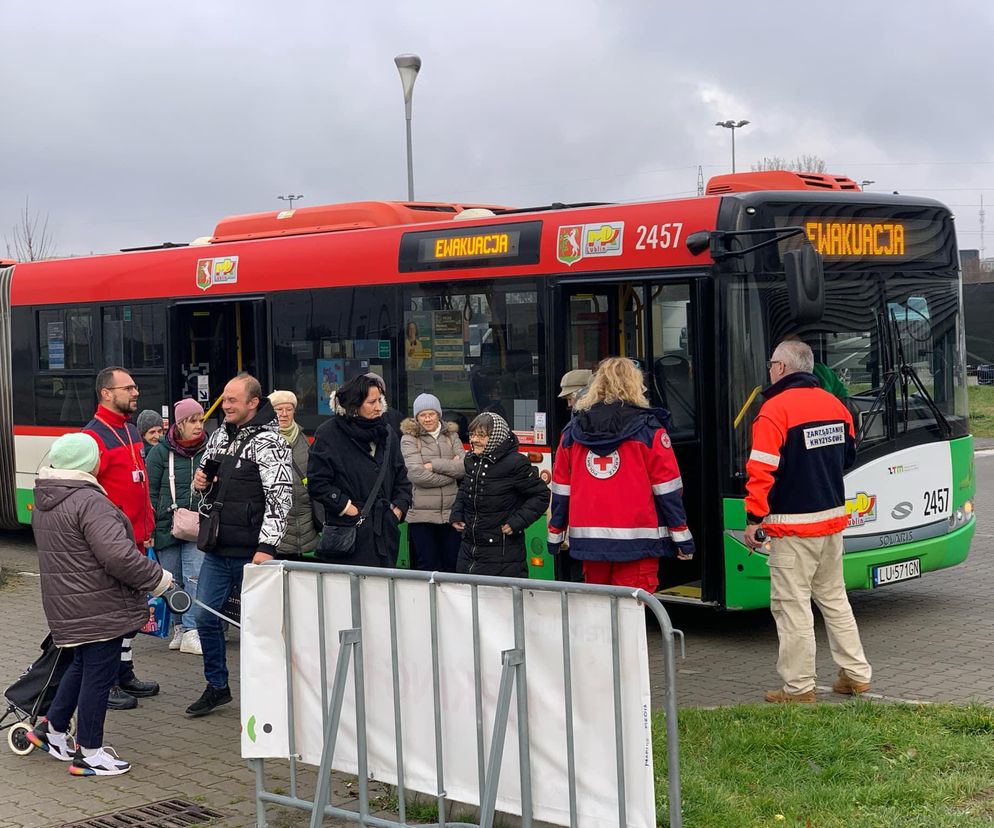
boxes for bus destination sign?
[423,230,520,262]
[772,210,952,266]
[399,220,542,272]
[804,220,905,258]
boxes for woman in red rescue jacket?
[547,357,694,592]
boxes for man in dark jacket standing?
[744,340,872,703]
[83,366,159,710]
[28,432,171,776]
[187,373,292,717]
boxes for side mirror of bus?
[784,246,824,323]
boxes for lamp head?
[394,54,422,104]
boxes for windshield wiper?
[856,309,952,446]
[888,307,952,439]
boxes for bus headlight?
[964,500,974,515]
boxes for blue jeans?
[47,637,122,749]
[157,541,204,628]
[195,553,247,689]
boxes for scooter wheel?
[7,722,34,755]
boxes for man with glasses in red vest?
[83,366,159,710]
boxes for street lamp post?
[394,53,422,202]
[860,180,875,190]
[278,194,303,209]
[715,119,750,173]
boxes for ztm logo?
[845,491,877,528]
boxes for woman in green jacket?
[146,398,207,654]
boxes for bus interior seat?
[654,353,694,430]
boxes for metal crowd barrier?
[246,561,685,828]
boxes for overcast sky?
[3,1,993,258]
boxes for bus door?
[555,279,708,602]
[168,298,268,424]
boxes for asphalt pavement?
[0,450,991,827]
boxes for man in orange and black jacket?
[744,339,872,704]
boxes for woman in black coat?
[450,412,550,578]
[308,374,412,567]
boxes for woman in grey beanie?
[136,409,164,459]
[400,393,466,571]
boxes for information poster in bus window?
[47,322,65,370]
[317,359,344,415]
[432,309,465,371]
[405,311,433,370]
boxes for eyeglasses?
[107,384,139,392]
[766,360,783,370]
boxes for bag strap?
[205,431,258,507]
[168,452,179,510]
[357,432,392,525]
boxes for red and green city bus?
[0,171,975,608]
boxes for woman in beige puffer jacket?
[400,394,465,571]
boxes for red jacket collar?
[93,405,130,429]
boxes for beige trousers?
[767,532,872,694]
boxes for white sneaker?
[168,625,185,650]
[69,746,131,776]
[180,628,202,655]
[27,720,76,761]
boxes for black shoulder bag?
[197,433,257,554]
[316,439,392,559]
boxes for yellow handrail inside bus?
[204,394,224,420]
[734,385,763,429]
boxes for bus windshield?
[725,271,968,477]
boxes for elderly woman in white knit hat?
[269,390,320,559]
[400,393,466,571]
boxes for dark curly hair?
[336,373,385,417]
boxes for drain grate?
[58,798,228,828]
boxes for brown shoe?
[764,688,816,704]
[832,669,870,695]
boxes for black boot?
[106,686,138,711]
[185,684,232,718]
[119,675,160,698]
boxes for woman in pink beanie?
[145,398,208,654]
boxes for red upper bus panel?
[706,171,860,194]
[211,201,508,243]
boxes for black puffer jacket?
[308,416,412,567]
[32,469,169,646]
[450,425,550,577]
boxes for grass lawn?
[970,385,994,438]
[660,702,994,827]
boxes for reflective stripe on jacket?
[745,372,856,537]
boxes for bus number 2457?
[923,487,950,517]
[635,223,683,250]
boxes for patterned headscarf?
[482,412,511,460]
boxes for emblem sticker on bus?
[557,222,624,266]
[196,256,239,291]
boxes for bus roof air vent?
[210,201,509,243]
[705,171,861,194]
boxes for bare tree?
[5,197,56,261]
[752,155,828,173]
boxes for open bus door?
[168,298,268,426]
[554,279,711,603]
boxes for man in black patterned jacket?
[186,373,292,717]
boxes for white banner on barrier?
[240,564,656,828]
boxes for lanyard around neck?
[96,412,140,469]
